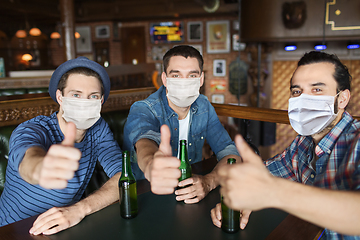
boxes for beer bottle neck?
[121,151,135,180]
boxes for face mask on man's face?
[166,77,201,108]
[61,97,102,130]
[288,93,340,136]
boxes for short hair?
[297,51,351,92]
[57,67,104,96]
[163,45,204,74]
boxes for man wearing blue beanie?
[0,57,122,235]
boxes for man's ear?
[56,89,63,105]
[200,72,204,87]
[101,96,104,105]
[338,89,351,110]
[161,72,167,87]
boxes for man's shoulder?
[17,113,57,130]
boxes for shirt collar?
[316,111,354,156]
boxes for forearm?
[74,172,122,217]
[19,147,46,184]
[135,138,158,180]
[271,177,360,235]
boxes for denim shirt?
[123,86,238,179]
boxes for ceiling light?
[75,32,81,39]
[50,32,61,39]
[15,30,27,38]
[314,44,327,51]
[347,43,360,50]
[29,27,41,36]
[284,44,297,51]
[22,54,33,61]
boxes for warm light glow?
[22,54,33,61]
[75,32,81,39]
[15,30,27,38]
[50,32,61,39]
[29,27,41,36]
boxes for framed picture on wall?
[206,20,230,53]
[187,21,203,42]
[213,59,226,77]
[95,25,110,38]
[75,26,92,53]
[190,44,203,55]
[211,94,225,104]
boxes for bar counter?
[0,158,323,240]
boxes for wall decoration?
[187,21,203,42]
[0,57,4,77]
[151,46,169,61]
[211,94,225,104]
[210,79,226,92]
[213,59,226,77]
[95,25,110,38]
[206,20,230,53]
[190,44,203,55]
[75,26,92,53]
[282,1,307,29]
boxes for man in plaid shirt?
[211,51,360,239]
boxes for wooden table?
[0,158,323,240]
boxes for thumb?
[235,135,262,164]
[158,124,172,156]
[62,122,77,147]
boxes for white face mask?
[288,93,339,136]
[166,77,201,108]
[61,97,102,130]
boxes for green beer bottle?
[119,150,138,219]
[221,158,240,233]
[178,139,192,187]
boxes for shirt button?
[201,136,204,139]
[175,148,177,152]
[175,128,177,131]
[189,159,192,162]
[310,174,315,178]
[189,143,192,146]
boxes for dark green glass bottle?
[221,158,240,233]
[178,140,192,185]
[119,150,138,219]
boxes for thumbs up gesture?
[148,124,181,195]
[38,122,82,189]
[219,135,275,212]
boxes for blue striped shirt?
[266,111,360,240]
[0,112,122,226]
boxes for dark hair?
[162,45,204,74]
[57,67,104,96]
[297,51,351,92]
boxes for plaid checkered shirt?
[266,111,360,240]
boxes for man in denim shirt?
[124,45,240,204]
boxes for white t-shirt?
[177,112,190,158]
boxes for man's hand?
[37,122,81,189]
[29,204,85,235]
[218,135,276,212]
[175,174,211,204]
[146,125,181,195]
[210,203,251,230]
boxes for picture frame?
[211,94,225,104]
[213,59,226,77]
[95,25,110,38]
[75,26,92,53]
[206,20,230,53]
[187,21,203,42]
[190,44,203,56]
